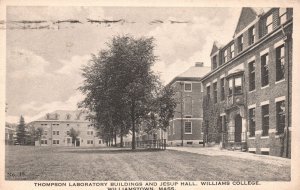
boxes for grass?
[5,146,290,181]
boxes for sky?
[5,6,241,123]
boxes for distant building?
[201,8,292,157]
[167,62,210,146]
[5,122,16,145]
[29,110,105,147]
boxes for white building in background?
[29,110,105,147]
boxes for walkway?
[168,146,290,167]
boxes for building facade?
[29,110,105,147]
[201,8,292,157]
[168,62,210,146]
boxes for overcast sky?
[5,6,241,123]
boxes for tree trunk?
[131,102,136,150]
[114,130,117,147]
[120,127,124,148]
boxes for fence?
[123,139,167,150]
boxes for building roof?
[169,62,211,84]
[233,7,272,37]
[34,110,92,122]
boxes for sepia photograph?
[1,0,299,189]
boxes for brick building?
[168,62,210,146]
[201,7,292,157]
[29,110,105,147]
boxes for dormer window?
[66,114,71,120]
[238,35,243,52]
[265,14,273,34]
[279,8,287,25]
[212,55,217,69]
[229,44,234,59]
[249,26,255,45]
[223,50,228,63]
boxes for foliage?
[16,115,26,145]
[79,35,176,149]
[202,96,221,143]
[69,128,80,145]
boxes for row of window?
[49,131,94,135]
[41,139,100,145]
[207,42,285,103]
[212,8,288,69]
[248,100,285,137]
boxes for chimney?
[195,62,204,67]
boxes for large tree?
[79,35,176,150]
[16,115,26,145]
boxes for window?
[249,61,256,91]
[67,138,71,143]
[185,115,192,118]
[53,140,59,144]
[249,26,255,45]
[230,44,234,59]
[184,83,192,92]
[99,140,102,144]
[265,14,273,34]
[66,131,70,135]
[276,100,285,135]
[279,8,287,25]
[212,55,217,69]
[53,131,59,135]
[67,124,69,127]
[220,78,225,101]
[261,53,269,87]
[276,44,285,81]
[87,131,94,135]
[249,108,256,137]
[238,35,243,52]
[66,114,71,120]
[228,78,233,96]
[41,140,48,144]
[87,140,94,144]
[184,121,192,134]
[262,104,269,136]
[44,130,48,135]
[223,50,228,63]
[213,82,218,103]
[206,85,211,99]
[234,77,242,94]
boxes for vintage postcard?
[1,0,300,190]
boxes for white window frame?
[184,121,192,134]
[184,82,192,92]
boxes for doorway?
[234,114,242,142]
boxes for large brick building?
[167,62,210,146]
[29,110,105,147]
[201,8,292,157]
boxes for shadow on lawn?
[59,148,166,154]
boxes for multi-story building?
[201,7,292,157]
[168,62,210,146]
[5,122,16,145]
[29,110,105,147]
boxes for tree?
[16,115,26,145]
[69,128,80,146]
[79,35,176,150]
[34,127,44,146]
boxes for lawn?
[5,146,290,181]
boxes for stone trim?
[260,48,269,56]
[247,56,256,63]
[261,148,270,152]
[248,148,256,152]
[260,100,270,106]
[248,104,256,109]
[275,96,286,102]
[255,130,262,134]
[274,39,285,48]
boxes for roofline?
[168,76,203,85]
[201,19,292,82]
